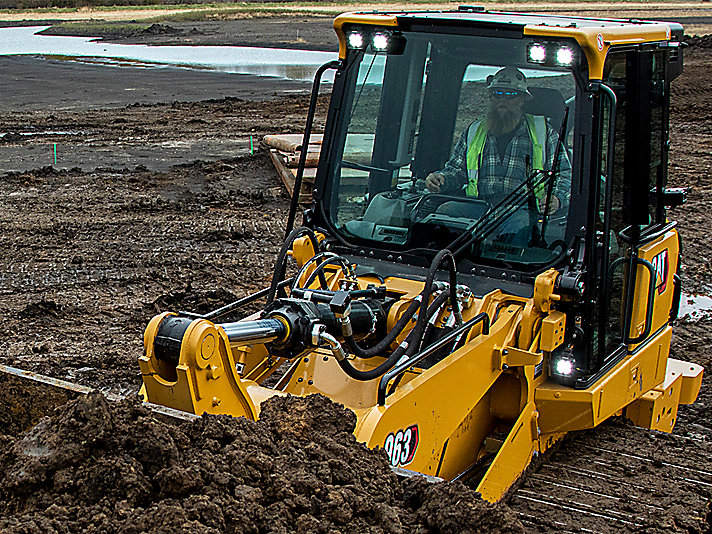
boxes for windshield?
[324,29,581,270]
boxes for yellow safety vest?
[464,114,547,198]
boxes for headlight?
[347,32,365,50]
[372,33,389,51]
[555,358,574,376]
[550,354,578,386]
[527,42,579,67]
[345,28,406,55]
[528,44,547,64]
[556,47,575,66]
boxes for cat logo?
[650,249,669,295]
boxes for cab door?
[583,44,682,387]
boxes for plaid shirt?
[438,118,571,206]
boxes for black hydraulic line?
[202,277,294,321]
[267,226,326,306]
[284,60,341,238]
[408,250,461,357]
[337,324,415,381]
[291,251,341,291]
[302,256,353,289]
[296,252,355,291]
[385,289,453,394]
[344,297,422,358]
[377,312,490,405]
[343,248,460,359]
[337,288,450,381]
[420,293,453,353]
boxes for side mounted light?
[550,353,578,386]
[555,357,574,376]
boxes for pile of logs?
[263,134,323,203]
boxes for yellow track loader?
[139,8,703,502]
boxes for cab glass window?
[324,30,582,271]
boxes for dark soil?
[0,15,710,534]
[0,392,524,533]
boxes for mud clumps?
[685,33,712,48]
[0,393,523,534]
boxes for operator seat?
[524,86,567,131]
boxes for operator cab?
[321,26,578,270]
[305,10,685,386]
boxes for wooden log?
[262,134,324,153]
[268,149,315,204]
[285,153,321,168]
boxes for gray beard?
[487,107,522,135]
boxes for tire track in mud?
[509,421,712,532]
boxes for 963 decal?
[383,424,419,467]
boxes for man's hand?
[537,195,561,215]
[425,172,445,193]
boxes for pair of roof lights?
[528,42,577,67]
[347,30,406,54]
[347,29,576,65]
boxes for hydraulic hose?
[406,249,461,358]
[385,289,453,395]
[344,296,422,358]
[301,255,355,289]
[337,314,417,381]
[292,252,355,292]
[267,226,325,306]
[343,249,461,359]
[419,289,455,352]
[337,287,452,381]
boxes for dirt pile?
[685,34,712,48]
[0,393,524,534]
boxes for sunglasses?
[490,89,523,100]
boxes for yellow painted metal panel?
[624,363,682,433]
[476,401,538,503]
[437,396,494,480]
[536,327,672,433]
[667,358,704,405]
[540,311,566,352]
[353,308,521,477]
[630,229,679,348]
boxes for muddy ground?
[0,393,525,533]
[0,12,711,534]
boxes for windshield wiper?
[447,107,570,260]
[541,106,570,240]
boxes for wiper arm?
[447,169,553,259]
[541,106,570,239]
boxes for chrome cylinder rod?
[217,318,287,345]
